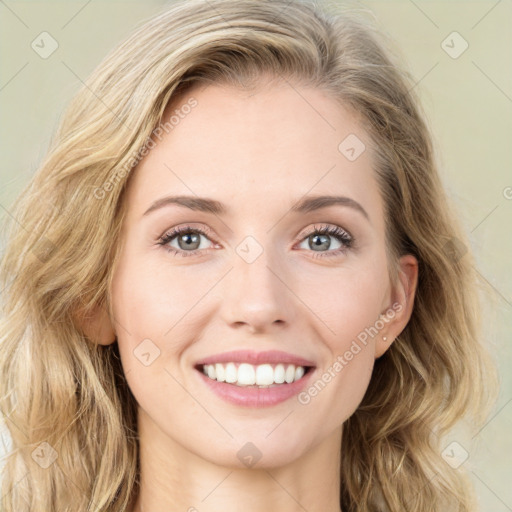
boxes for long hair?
[0,0,500,510]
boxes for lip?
[194,349,316,367]
[195,365,316,407]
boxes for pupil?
[311,234,330,251]
[179,233,200,250]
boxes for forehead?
[125,81,383,227]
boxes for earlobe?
[375,254,419,359]
[74,302,117,346]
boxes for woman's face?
[110,79,417,468]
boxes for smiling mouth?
[194,362,315,388]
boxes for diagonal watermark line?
[265,410,294,438]
[407,61,439,93]
[163,163,234,234]
[266,164,336,234]
[0,281,8,299]
[0,62,29,92]
[0,202,132,339]
[470,204,499,233]
[473,266,511,308]
[405,471,440,509]
[0,0,29,28]
[50,386,110,450]
[163,267,234,336]
[407,0,439,28]
[264,470,311,511]
[471,397,512,439]
[471,0,502,30]
[1,412,28,441]
[471,471,512,510]
[0,201,28,233]
[110,308,132,337]
[265,265,336,335]
[201,470,233,502]
[0,273,15,300]
[267,0,301,32]
[57,464,104,512]
[61,0,93,29]
[472,61,512,104]
[283,77,337,131]
[163,367,234,438]
[0,471,29,504]
[61,61,132,129]
[202,0,235,28]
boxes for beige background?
[0,0,511,509]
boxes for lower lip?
[195,367,315,407]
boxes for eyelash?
[157,223,354,259]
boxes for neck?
[128,407,343,512]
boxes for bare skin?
[89,78,418,512]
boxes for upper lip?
[195,350,316,368]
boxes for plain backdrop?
[0,1,511,510]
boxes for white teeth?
[256,364,274,385]
[200,362,309,387]
[237,363,256,385]
[274,364,285,384]
[285,365,295,383]
[225,362,237,383]
[215,363,225,382]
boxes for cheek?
[111,250,200,340]
[110,255,197,418]
[288,262,386,424]
[295,333,375,442]
[110,252,172,376]
[300,261,388,346]
[110,250,223,381]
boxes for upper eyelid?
[302,223,352,238]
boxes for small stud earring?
[383,336,387,341]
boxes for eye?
[157,225,217,257]
[157,223,355,259]
[296,224,354,258]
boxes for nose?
[218,246,297,334]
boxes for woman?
[0,0,499,510]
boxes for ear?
[74,302,117,346]
[374,254,418,359]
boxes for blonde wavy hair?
[0,0,500,510]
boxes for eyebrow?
[143,194,370,221]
